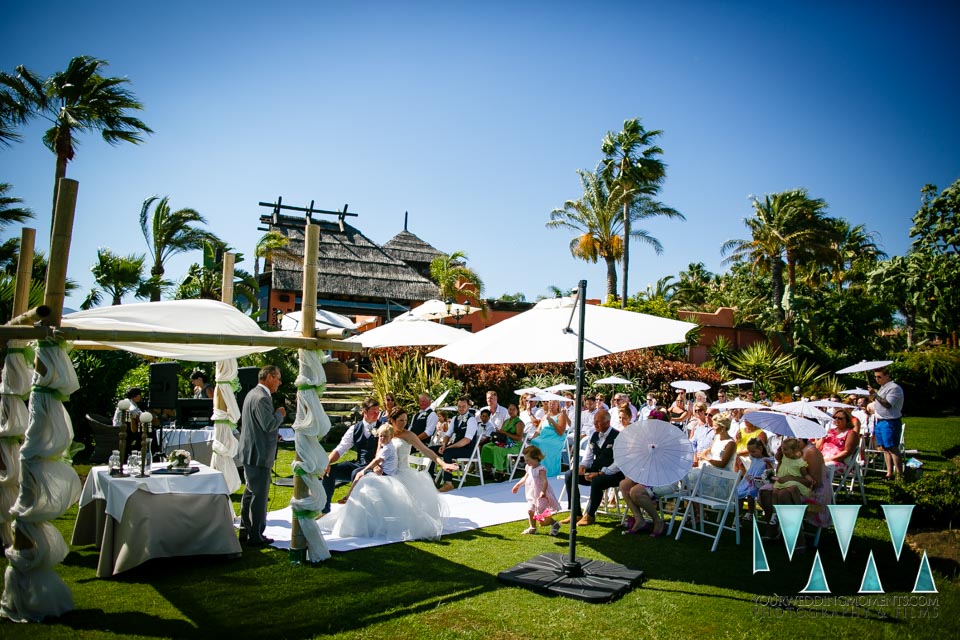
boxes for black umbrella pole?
[564,279,588,577]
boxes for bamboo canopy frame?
[1,179,360,621]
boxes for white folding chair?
[832,438,867,505]
[864,421,914,474]
[506,435,530,481]
[408,455,431,473]
[675,466,743,552]
[453,438,485,489]
[656,482,687,536]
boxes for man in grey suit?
[238,365,286,546]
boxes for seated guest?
[710,389,727,408]
[480,403,525,480]
[484,390,510,430]
[817,408,860,474]
[321,397,381,513]
[409,393,439,442]
[733,415,767,473]
[614,393,638,422]
[668,390,689,427]
[559,408,622,527]
[431,397,478,492]
[615,405,633,430]
[688,403,716,455]
[190,370,215,399]
[476,408,494,448]
[756,389,772,406]
[519,395,543,438]
[594,392,609,411]
[377,391,398,423]
[112,387,143,427]
[639,393,659,420]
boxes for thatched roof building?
[382,229,446,280]
[261,213,440,320]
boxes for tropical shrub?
[728,342,792,391]
[369,352,463,411]
[887,465,960,529]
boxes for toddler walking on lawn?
[512,445,561,536]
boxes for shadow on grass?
[57,543,493,639]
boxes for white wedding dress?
[319,438,447,542]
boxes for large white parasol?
[392,299,478,322]
[344,318,468,348]
[428,296,695,365]
[670,380,710,393]
[712,399,765,411]
[721,378,754,386]
[280,309,357,332]
[836,360,893,375]
[544,383,577,392]
[613,419,696,487]
[840,388,871,396]
[743,410,826,439]
[772,400,832,422]
[810,400,856,410]
[595,375,633,386]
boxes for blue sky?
[2,1,958,311]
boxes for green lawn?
[2,417,958,639]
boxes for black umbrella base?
[497,553,644,603]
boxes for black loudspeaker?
[149,362,180,410]
[237,366,260,409]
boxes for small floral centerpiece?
[167,449,192,469]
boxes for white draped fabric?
[1,340,82,622]
[289,350,331,562]
[211,359,241,494]
[63,300,276,361]
[0,340,33,547]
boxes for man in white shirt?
[639,393,658,420]
[559,409,622,526]
[410,393,439,442]
[322,397,381,514]
[868,367,905,479]
[710,389,727,408]
[614,393,638,422]
[432,397,478,492]
[484,390,510,431]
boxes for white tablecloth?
[73,463,241,577]
[79,463,230,521]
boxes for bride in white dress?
[320,407,457,542]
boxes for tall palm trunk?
[150,263,163,302]
[605,256,618,301]
[621,201,629,307]
[771,258,785,321]
[52,126,71,232]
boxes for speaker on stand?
[148,362,179,462]
[237,366,260,416]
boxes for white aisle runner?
[262,476,568,552]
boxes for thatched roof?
[382,230,445,267]
[268,215,439,302]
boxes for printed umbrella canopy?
[613,419,696,487]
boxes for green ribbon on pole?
[213,419,236,427]
[6,345,36,363]
[31,384,70,402]
[297,382,326,395]
[216,377,241,393]
[292,509,320,519]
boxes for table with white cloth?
[158,426,216,465]
[71,463,241,577]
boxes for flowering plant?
[167,449,192,469]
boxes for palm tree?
[81,248,146,308]
[722,189,836,320]
[600,118,677,306]
[175,243,260,317]
[429,250,484,306]
[0,76,32,148]
[7,56,152,224]
[253,230,295,279]
[140,195,220,301]
[548,168,681,300]
[674,262,715,309]
[822,219,886,289]
[0,183,32,227]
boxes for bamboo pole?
[0,326,360,350]
[43,179,78,327]
[12,228,35,318]
[5,306,50,327]
[290,223,319,560]
[221,252,235,309]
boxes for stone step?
[322,400,361,412]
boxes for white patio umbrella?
[344,318,468,348]
[595,376,633,385]
[772,401,832,422]
[430,390,450,411]
[810,400,856,410]
[432,284,691,600]
[670,380,710,393]
[840,388,871,396]
[279,309,357,332]
[835,360,893,375]
[712,399,765,411]
[613,419,696,487]
[514,387,543,396]
[392,299,478,322]
[528,391,571,403]
[545,382,577,392]
[743,410,826,439]
[722,378,754,386]
[428,296,695,365]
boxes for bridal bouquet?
[167,449,192,469]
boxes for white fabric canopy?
[0,341,32,547]
[211,359,241,494]
[279,309,356,332]
[429,297,695,365]
[63,300,276,361]
[345,318,469,348]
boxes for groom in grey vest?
[322,397,382,513]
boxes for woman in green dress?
[480,403,524,480]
